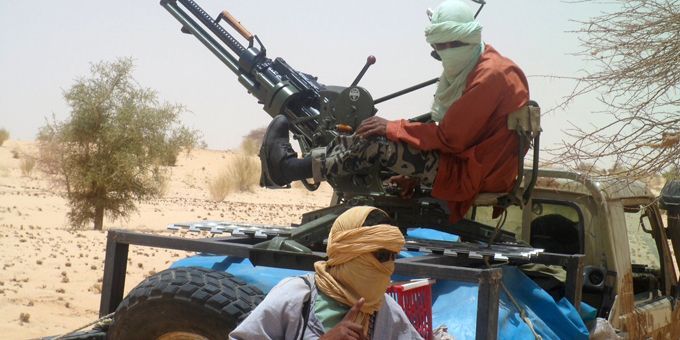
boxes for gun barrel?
[176,0,246,54]
[160,0,245,74]
[160,0,329,151]
[374,77,438,105]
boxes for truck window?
[529,202,582,254]
[468,205,523,237]
[624,206,661,270]
[624,205,665,301]
[471,201,583,254]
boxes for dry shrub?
[226,153,260,192]
[156,173,170,197]
[241,127,266,156]
[208,171,232,202]
[89,283,102,294]
[244,127,266,143]
[0,129,8,147]
[208,153,260,201]
[20,156,36,177]
[241,138,260,156]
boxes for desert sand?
[0,140,333,339]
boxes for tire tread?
[113,266,264,327]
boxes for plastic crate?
[387,279,435,340]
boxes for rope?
[52,312,114,340]
[484,258,542,340]
[487,209,508,245]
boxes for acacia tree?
[38,58,199,230]
[553,0,679,180]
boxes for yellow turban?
[314,206,405,335]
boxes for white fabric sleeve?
[229,276,311,340]
[374,293,425,340]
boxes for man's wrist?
[385,120,402,141]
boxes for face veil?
[313,206,405,335]
[425,0,484,122]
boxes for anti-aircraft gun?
[160,0,439,193]
[158,0,541,252]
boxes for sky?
[0,0,613,153]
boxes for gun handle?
[220,10,253,41]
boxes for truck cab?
[468,169,680,338]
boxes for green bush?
[37,58,200,230]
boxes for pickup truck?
[47,171,680,340]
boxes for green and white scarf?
[425,0,484,122]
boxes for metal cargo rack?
[100,226,584,340]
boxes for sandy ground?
[0,140,333,339]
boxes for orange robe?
[386,44,529,223]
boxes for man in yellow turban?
[230,206,421,339]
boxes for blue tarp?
[172,228,591,339]
[430,266,590,339]
[407,228,460,242]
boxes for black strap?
[297,275,313,340]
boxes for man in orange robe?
[260,0,529,223]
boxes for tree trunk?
[94,203,104,230]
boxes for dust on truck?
[46,0,680,339]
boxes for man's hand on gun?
[320,298,368,340]
[356,116,388,138]
[390,175,420,198]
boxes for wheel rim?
[157,331,209,340]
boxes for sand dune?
[0,140,332,339]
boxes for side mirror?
[659,180,680,211]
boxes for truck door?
[622,204,676,337]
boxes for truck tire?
[107,266,264,340]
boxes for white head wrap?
[426,0,484,122]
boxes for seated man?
[261,0,530,223]
[229,206,422,339]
